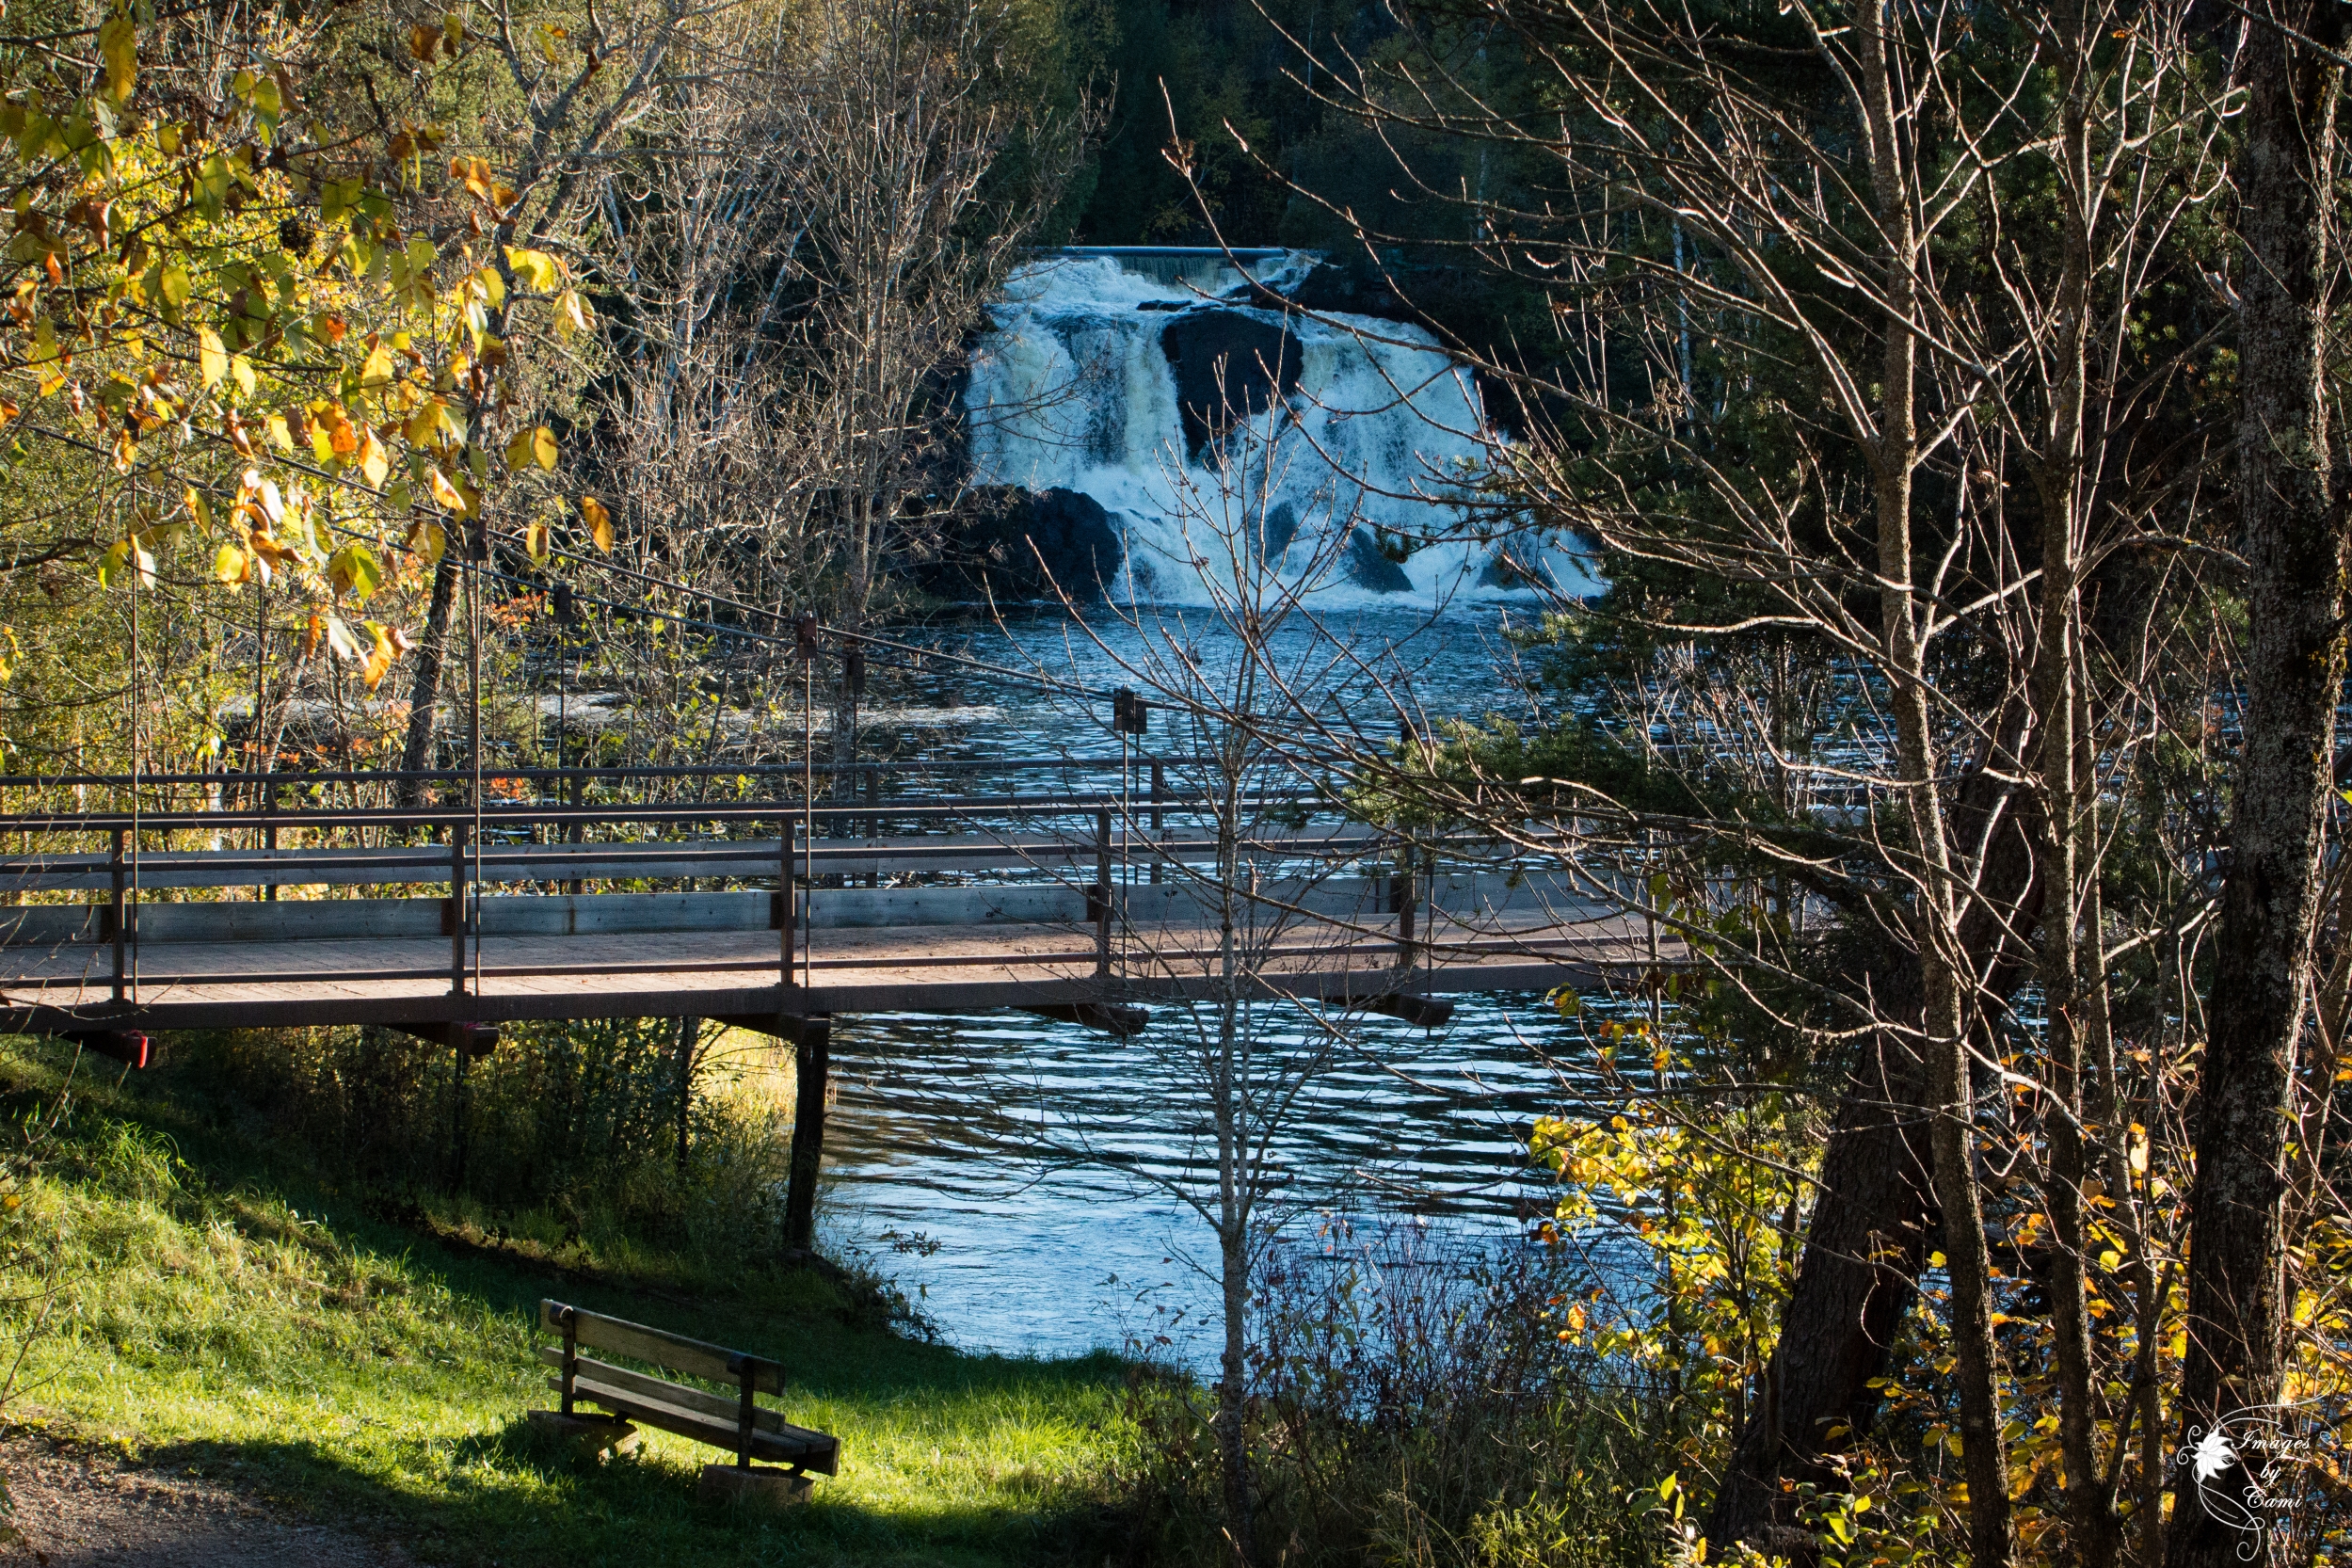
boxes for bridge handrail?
[0,792,1338,835]
[0,827,1418,884]
[0,830,1588,899]
[0,756,1257,791]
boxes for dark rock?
[1344,527,1413,594]
[932,488,1124,601]
[1261,502,1301,560]
[1479,550,1539,590]
[1281,261,1416,322]
[1160,310,1302,458]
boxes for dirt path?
[0,1442,408,1567]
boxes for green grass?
[0,1038,1139,1566]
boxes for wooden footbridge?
[0,754,1648,1244]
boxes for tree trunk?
[1704,640,2044,1559]
[1864,9,2009,1556]
[396,547,463,808]
[2168,7,2348,1562]
[1209,795,1255,1566]
[1704,1032,1935,1554]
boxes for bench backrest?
[539,1298,783,1395]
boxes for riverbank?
[0,1037,1136,1567]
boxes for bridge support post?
[1094,808,1112,978]
[783,1016,831,1254]
[108,829,126,1005]
[1394,857,1416,968]
[1148,762,1164,885]
[448,821,471,998]
[779,825,796,989]
[864,766,881,888]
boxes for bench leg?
[698,1464,811,1511]
[527,1410,638,1461]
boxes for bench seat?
[536,1298,840,1480]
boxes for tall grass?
[1118,1221,1684,1568]
[169,1019,814,1289]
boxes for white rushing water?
[964,249,1596,607]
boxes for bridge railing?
[0,758,1619,1006]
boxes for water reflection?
[818,989,1614,1364]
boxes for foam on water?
[965,251,1596,607]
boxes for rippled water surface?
[811,605,1606,1363]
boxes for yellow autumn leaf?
[98,15,136,103]
[503,248,560,292]
[231,355,257,398]
[198,328,227,389]
[360,622,399,691]
[184,487,212,531]
[428,468,472,515]
[580,495,613,552]
[359,431,390,489]
[360,343,397,387]
[407,520,445,564]
[504,426,560,472]
[324,613,363,662]
[555,290,591,339]
[524,521,552,565]
[328,541,383,601]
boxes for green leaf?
[328,542,382,601]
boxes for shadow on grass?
[0,1037,1146,1566]
[133,1412,1131,1568]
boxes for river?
[808,604,1622,1364]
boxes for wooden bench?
[529,1298,840,1507]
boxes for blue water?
[810,604,1617,1364]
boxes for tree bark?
[1864,8,2009,1557]
[1703,515,2046,1562]
[1213,810,1256,1566]
[395,547,463,808]
[2168,7,2347,1563]
[1704,1029,1936,1554]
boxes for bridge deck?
[0,907,1655,1033]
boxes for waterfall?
[963,250,1593,605]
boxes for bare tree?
[997,405,1467,1565]
[1179,0,2239,1559]
[393,0,712,802]
[782,0,1090,765]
